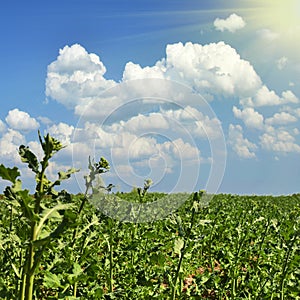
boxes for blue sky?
[0,0,300,195]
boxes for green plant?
[137,178,153,202]
[0,132,78,300]
[0,136,299,299]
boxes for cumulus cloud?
[240,86,299,107]
[46,44,116,108]
[233,106,264,129]
[260,130,300,153]
[43,42,299,174]
[123,41,261,100]
[214,13,246,33]
[228,124,257,158]
[165,42,261,97]
[161,106,223,140]
[265,112,298,125]
[5,109,40,133]
[277,56,288,70]
[160,138,200,160]
[47,42,262,119]
[111,113,170,133]
[282,90,299,104]
[48,122,74,145]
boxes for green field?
[0,133,299,299]
[1,191,299,299]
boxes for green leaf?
[67,262,83,284]
[58,168,79,181]
[72,262,83,277]
[11,263,21,279]
[17,190,36,221]
[18,145,39,173]
[0,164,20,183]
[43,271,62,288]
[98,156,110,172]
[38,130,64,159]
[35,203,72,237]
[174,238,184,255]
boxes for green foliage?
[0,164,20,183]
[137,178,153,202]
[0,133,299,299]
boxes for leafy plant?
[0,131,78,300]
[0,134,299,299]
[137,178,153,202]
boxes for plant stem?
[109,233,114,293]
[23,159,47,300]
[280,232,297,300]
[171,240,186,300]
[24,224,38,300]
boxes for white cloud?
[163,42,261,97]
[214,13,246,33]
[257,28,279,41]
[233,106,264,129]
[48,122,74,145]
[45,44,116,108]
[265,112,297,125]
[254,86,280,106]
[0,129,26,163]
[260,130,300,153]
[171,42,259,97]
[43,42,300,187]
[282,90,299,104]
[5,109,40,133]
[228,124,257,158]
[162,106,223,139]
[0,119,6,134]
[126,136,159,160]
[111,113,170,133]
[122,62,165,81]
[47,42,262,119]
[159,138,200,160]
[240,86,299,107]
[277,57,288,70]
[282,107,300,118]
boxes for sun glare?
[255,0,300,32]
[243,0,300,54]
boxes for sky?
[0,0,300,195]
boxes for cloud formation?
[0,129,25,163]
[240,86,299,107]
[46,44,116,109]
[233,106,264,130]
[46,42,262,117]
[5,109,40,133]
[228,124,257,158]
[265,112,297,125]
[44,43,300,165]
[214,13,246,33]
[260,129,300,153]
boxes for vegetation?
[0,133,299,299]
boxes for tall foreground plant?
[0,132,79,300]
